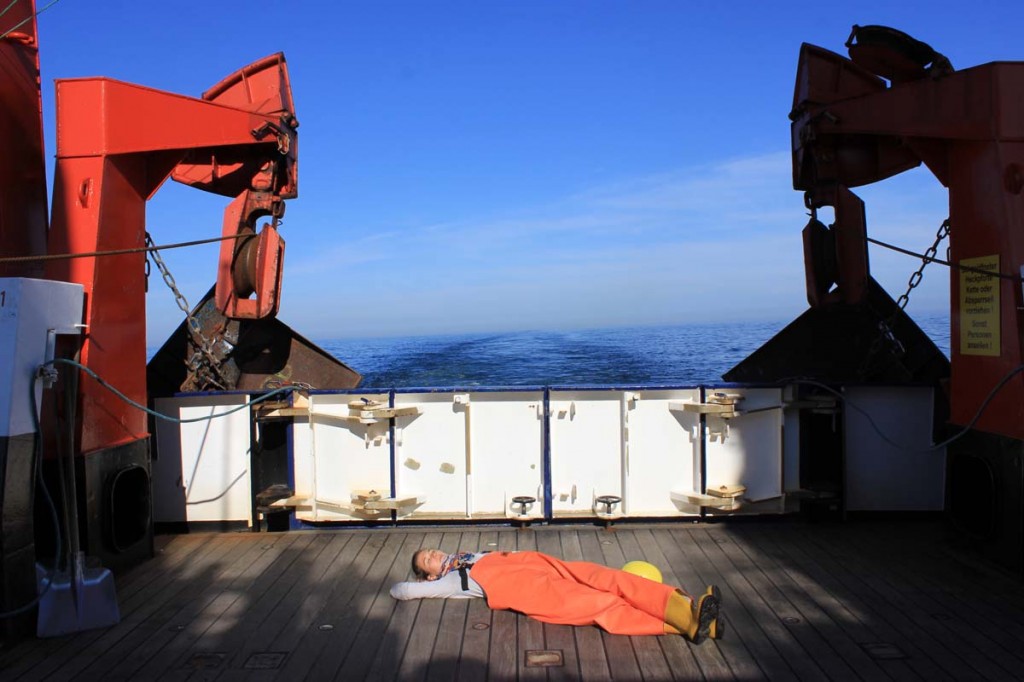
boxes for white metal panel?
[465,391,545,518]
[844,386,944,511]
[704,387,784,503]
[394,392,468,517]
[549,390,622,516]
[0,278,83,437]
[299,392,390,522]
[624,389,701,516]
[152,395,250,524]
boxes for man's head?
[411,548,447,581]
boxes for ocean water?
[318,312,951,388]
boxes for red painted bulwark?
[0,0,47,277]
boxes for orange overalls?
[470,550,682,635]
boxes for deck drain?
[185,652,226,669]
[781,616,801,625]
[318,624,334,631]
[169,625,186,632]
[524,650,564,668]
[472,622,490,630]
[245,652,288,670]
[261,545,273,550]
[862,642,907,660]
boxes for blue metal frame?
[542,387,553,520]
[389,389,397,523]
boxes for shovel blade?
[36,564,120,638]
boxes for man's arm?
[390,570,484,600]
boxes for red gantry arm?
[45,54,298,455]
[792,26,1024,439]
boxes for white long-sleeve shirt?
[389,552,487,600]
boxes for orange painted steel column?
[45,58,297,455]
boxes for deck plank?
[578,529,641,682]
[181,532,341,682]
[536,530,581,682]
[150,531,313,682]
[483,530,520,681]
[742,525,929,682]
[514,529,549,682]
[22,532,259,682]
[663,527,800,681]
[364,533,431,682]
[275,530,412,681]
[213,531,358,682]
[626,528,726,682]
[565,532,610,679]
[427,531,478,682]
[3,521,1024,681]
[805,525,1024,680]
[705,526,862,682]
[456,529,498,681]
[844,524,1024,650]
[0,531,210,678]
[652,527,760,682]
[306,530,423,681]
[691,527,839,681]
[775,524,988,681]
[598,530,673,682]
[122,532,322,682]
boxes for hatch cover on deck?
[524,650,564,667]
[245,652,288,669]
[185,652,226,669]
[862,642,907,660]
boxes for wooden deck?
[2,521,1023,681]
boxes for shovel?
[36,360,120,637]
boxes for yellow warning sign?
[960,255,1000,357]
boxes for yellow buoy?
[622,560,663,583]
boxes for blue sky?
[31,1,1024,342]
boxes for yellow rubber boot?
[664,590,719,643]
[705,585,724,639]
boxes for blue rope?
[47,358,300,424]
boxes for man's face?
[417,549,447,580]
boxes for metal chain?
[859,218,950,378]
[894,219,950,312]
[145,233,229,390]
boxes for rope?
[0,0,63,40]
[0,1,20,21]
[867,236,1022,282]
[788,363,1024,454]
[0,233,247,265]
[47,358,300,424]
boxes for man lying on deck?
[390,549,722,643]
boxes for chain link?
[894,219,950,311]
[145,233,230,390]
[859,218,950,378]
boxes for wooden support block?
[707,485,746,499]
[352,489,383,502]
[348,399,386,410]
[356,406,421,420]
[269,495,312,511]
[256,406,310,420]
[362,495,425,510]
[668,401,739,415]
[310,411,364,424]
